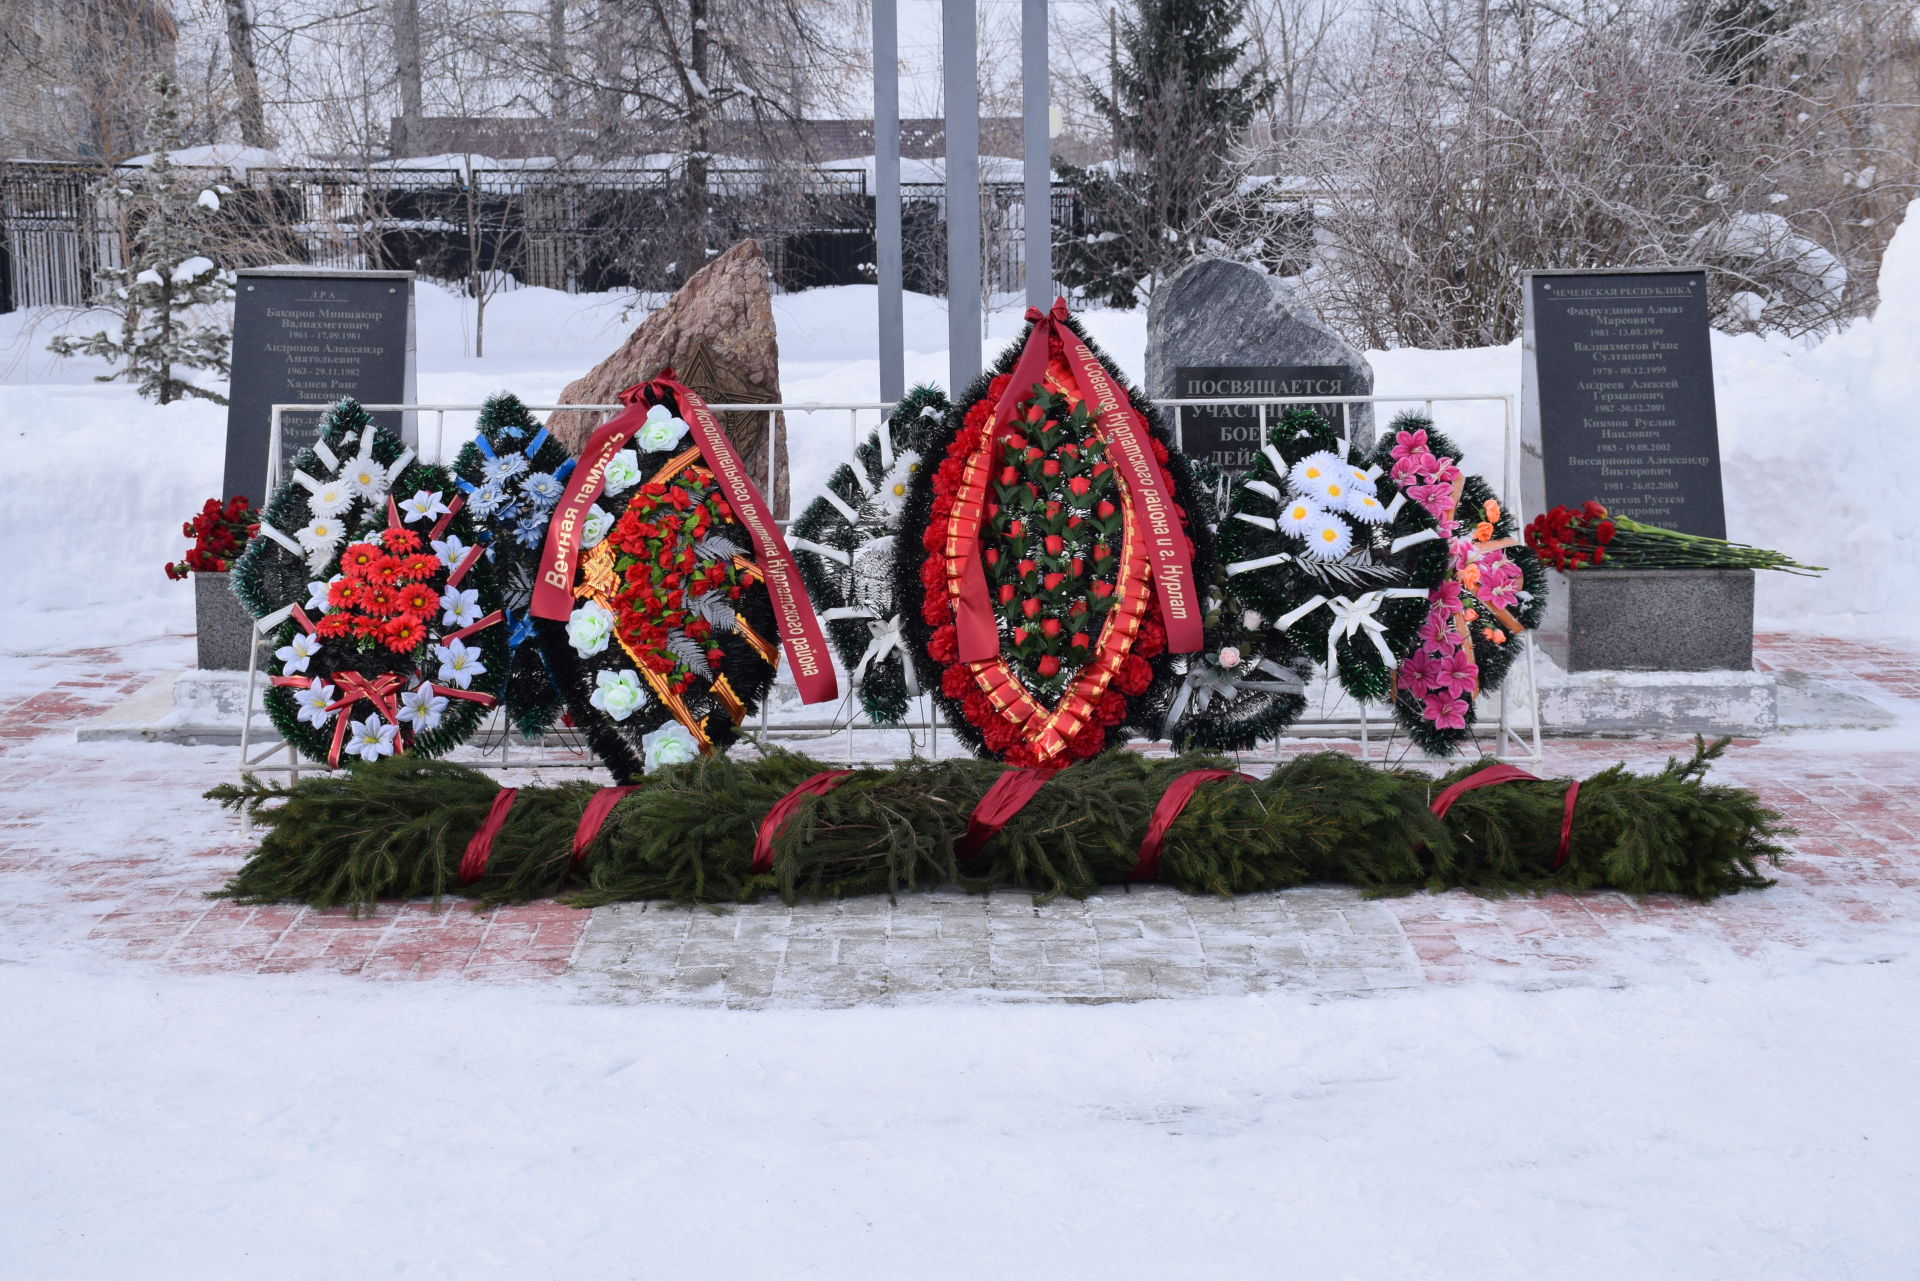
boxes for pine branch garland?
[209,738,1787,912]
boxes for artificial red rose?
[1092,462,1111,478]
[1059,443,1079,460]
[1068,476,1091,496]
[1040,618,1062,638]
[999,583,1016,604]
[1021,598,1041,619]
[1067,516,1082,530]
[1045,501,1061,519]
[1024,446,1043,463]
[1116,654,1152,695]
[1092,544,1111,563]
[1042,459,1060,477]
[928,624,959,662]
[707,648,726,667]
[1004,433,1028,453]
[1008,519,1025,539]
[1017,558,1037,578]
[1044,534,1064,556]
[984,548,999,566]
[1000,465,1018,485]
[1013,626,1029,645]
[1093,580,1115,599]
[1095,500,1117,520]
[1070,600,1089,617]
[1070,556,1085,577]
[1071,631,1092,651]
[1043,572,1066,591]
[1037,654,1060,677]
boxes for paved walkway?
[1,635,1916,1003]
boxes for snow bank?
[3,952,1917,1278]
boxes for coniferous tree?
[1054,0,1278,308]
[49,74,234,405]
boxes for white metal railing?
[237,393,1538,779]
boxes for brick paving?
[0,632,1915,1001]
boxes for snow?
[120,144,287,175]
[3,202,1917,652]
[170,255,215,284]
[4,946,1917,1279]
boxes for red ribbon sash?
[532,376,838,705]
[1429,763,1579,869]
[956,298,1201,662]
[752,770,855,873]
[959,767,1055,855]
[321,670,405,768]
[459,787,519,883]
[572,785,640,867]
[1128,769,1252,882]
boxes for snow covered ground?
[6,943,1918,1280]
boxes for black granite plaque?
[1527,270,1725,538]
[220,269,415,502]
[1172,365,1356,473]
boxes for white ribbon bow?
[821,606,919,696]
[1277,587,1428,672]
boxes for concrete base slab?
[76,670,270,745]
[1536,649,1778,736]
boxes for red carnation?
[1094,688,1126,725]
[922,596,950,626]
[1068,724,1106,760]
[942,664,974,697]
[1116,654,1152,695]
[928,624,959,662]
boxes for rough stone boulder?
[548,239,791,514]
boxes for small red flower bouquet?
[167,496,259,579]
[1526,501,1821,575]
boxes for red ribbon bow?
[321,670,405,768]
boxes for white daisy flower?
[397,685,448,733]
[274,631,322,675]
[305,577,339,614]
[433,637,487,689]
[439,585,483,628]
[1345,464,1378,495]
[307,481,354,518]
[589,669,647,722]
[430,534,469,571]
[1299,507,1355,560]
[296,516,345,553]
[600,449,643,494]
[1346,490,1390,524]
[1276,498,1323,536]
[567,600,615,657]
[1288,451,1347,503]
[399,489,450,523]
[294,680,336,728]
[345,716,398,763]
[343,457,391,502]
[579,504,614,551]
[866,452,921,521]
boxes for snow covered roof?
[120,145,286,175]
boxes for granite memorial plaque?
[220,268,416,501]
[1522,268,1725,538]
[1172,365,1357,473]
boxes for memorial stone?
[1146,258,1375,472]
[219,268,416,501]
[1522,268,1725,538]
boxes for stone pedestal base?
[194,572,257,671]
[1540,568,1754,672]
[76,670,269,744]
[1534,649,1777,736]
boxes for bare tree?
[222,0,273,148]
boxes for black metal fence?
[0,161,1114,312]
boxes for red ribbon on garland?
[954,298,1201,662]
[752,771,855,873]
[1128,769,1253,883]
[320,671,405,768]
[959,767,1057,856]
[572,785,641,867]
[459,787,520,883]
[531,376,838,705]
[1430,764,1580,869]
